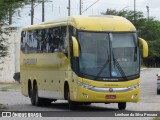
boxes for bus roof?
[22,15,136,32]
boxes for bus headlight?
[77,81,94,89]
[128,84,140,90]
[131,94,137,99]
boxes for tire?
[118,102,126,110]
[157,89,160,95]
[83,103,91,105]
[30,83,36,106]
[31,83,43,106]
[67,87,77,110]
[28,85,32,98]
[30,89,35,105]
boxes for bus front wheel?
[118,102,126,110]
[66,87,77,110]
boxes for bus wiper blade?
[113,58,127,80]
[95,59,109,80]
[95,34,110,80]
[111,49,127,80]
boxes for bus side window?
[35,30,41,53]
[41,29,46,52]
[52,28,60,52]
[26,31,31,54]
[48,28,54,53]
[47,28,60,53]
[23,31,28,54]
[60,26,68,54]
[21,31,25,53]
[44,28,50,53]
[26,30,37,53]
[32,30,38,53]
[36,30,42,53]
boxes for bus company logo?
[23,59,37,65]
[109,88,113,92]
[104,84,118,87]
[103,78,119,81]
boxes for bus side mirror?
[72,36,79,57]
[139,37,148,58]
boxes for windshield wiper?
[95,34,110,80]
[95,59,109,80]
[95,35,110,80]
[112,51,127,80]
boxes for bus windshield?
[78,31,139,81]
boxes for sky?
[12,0,160,27]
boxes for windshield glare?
[78,31,139,80]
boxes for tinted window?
[21,26,68,54]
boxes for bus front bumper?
[71,85,140,103]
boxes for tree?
[0,0,24,63]
[138,18,160,41]
[102,9,144,25]
[0,0,52,63]
[102,9,160,67]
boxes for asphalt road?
[0,68,160,119]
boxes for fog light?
[83,93,89,99]
[131,94,137,99]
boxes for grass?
[140,66,147,71]
[0,82,19,110]
[0,82,20,91]
[152,118,160,120]
[0,104,6,109]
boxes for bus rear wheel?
[31,83,43,106]
[118,102,126,110]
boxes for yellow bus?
[20,15,148,110]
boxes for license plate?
[105,95,116,99]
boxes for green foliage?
[0,0,50,62]
[152,117,160,120]
[102,9,144,24]
[22,0,52,5]
[139,19,160,41]
[0,1,24,62]
[0,35,8,61]
[143,39,160,67]
[0,0,52,63]
[102,9,160,67]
